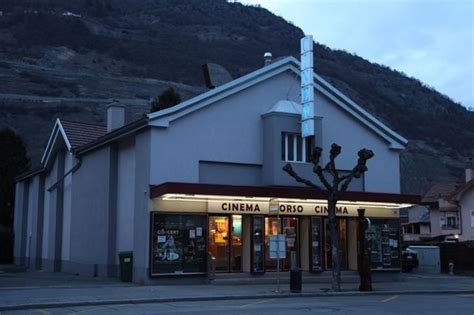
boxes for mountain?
[0,0,473,195]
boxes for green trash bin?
[118,251,133,282]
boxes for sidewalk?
[0,267,473,311]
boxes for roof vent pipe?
[264,52,272,66]
[107,99,125,132]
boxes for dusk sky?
[243,0,474,108]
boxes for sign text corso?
[209,201,355,216]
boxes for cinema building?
[14,56,419,283]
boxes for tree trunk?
[327,197,341,291]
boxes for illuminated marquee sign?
[207,201,398,218]
[300,35,314,138]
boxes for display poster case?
[150,213,207,275]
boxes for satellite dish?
[202,63,233,89]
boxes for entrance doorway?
[208,215,242,272]
[323,218,348,270]
[264,217,299,271]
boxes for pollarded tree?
[283,143,374,291]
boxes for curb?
[1,290,474,311]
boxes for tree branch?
[340,172,355,193]
[329,143,341,179]
[310,147,323,165]
[313,164,333,191]
[339,148,374,193]
[283,163,326,192]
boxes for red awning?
[150,182,421,204]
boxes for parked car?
[402,248,419,272]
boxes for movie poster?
[151,213,207,275]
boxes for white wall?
[460,187,474,241]
[116,138,136,262]
[149,72,295,184]
[42,156,57,260]
[25,179,35,261]
[61,153,74,261]
[149,69,402,193]
[316,91,401,193]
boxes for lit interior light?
[159,193,414,209]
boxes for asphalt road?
[2,294,474,315]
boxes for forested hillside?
[0,0,472,194]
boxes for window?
[413,224,420,234]
[367,219,400,269]
[443,213,458,229]
[150,213,207,275]
[404,225,413,234]
[446,216,457,226]
[281,133,313,162]
[471,210,474,228]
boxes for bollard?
[449,261,454,275]
[290,251,302,293]
[207,252,216,282]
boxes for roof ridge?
[60,119,106,128]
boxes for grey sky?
[242,0,474,108]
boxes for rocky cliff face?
[1,0,473,195]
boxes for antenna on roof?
[264,52,272,66]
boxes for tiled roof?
[422,182,463,203]
[449,179,474,201]
[60,120,107,150]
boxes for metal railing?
[441,224,459,230]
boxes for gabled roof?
[422,182,463,204]
[449,179,474,201]
[147,56,408,149]
[61,120,107,149]
[41,118,106,167]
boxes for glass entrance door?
[208,215,242,273]
[264,217,279,271]
[230,215,242,272]
[209,216,229,272]
[282,217,298,271]
[252,216,265,273]
[323,218,348,270]
[264,217,299,271]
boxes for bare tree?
[283,143,374,291]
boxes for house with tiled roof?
[401,204,431,241]
[403,170,474,242]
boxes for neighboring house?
[13,56,419,283]
[402,205,431,241]
[448,169,474,241]
[403,170,474,242]
[423,182,463,241]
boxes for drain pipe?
[47,158,82,192]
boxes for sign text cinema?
[221,202,261,212]
[220,202,349,215]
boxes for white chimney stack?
[107,99,125,132]
[466,168,474,183]
[264,52,272,66]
